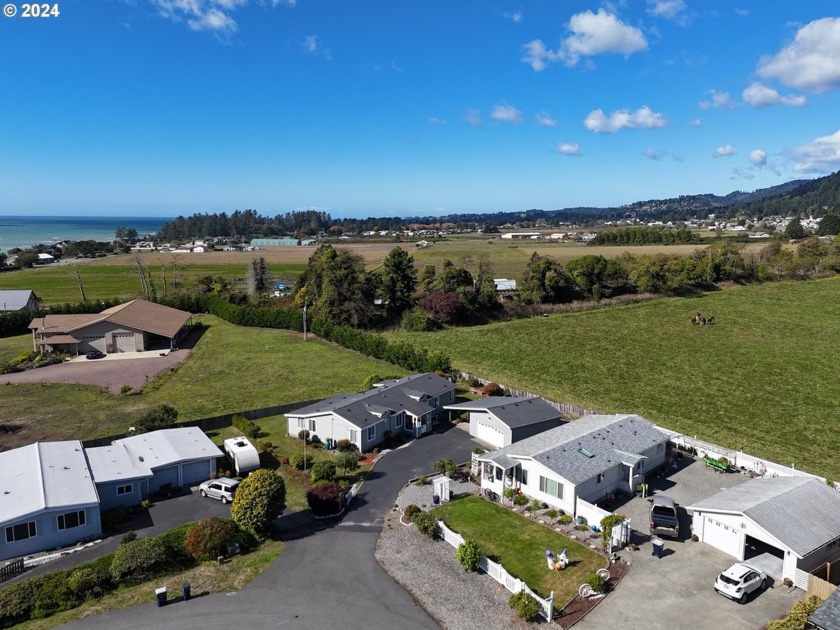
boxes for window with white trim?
[298,418,307,430]
[366,425,376,441]
[57,510,86,531]
[539,476,563,499]
[521,469,528,486]
[308,419,316,432]
[349,429,358,444]
[116,484,133,495]
[394,413,403,429]
[6,521,36,543]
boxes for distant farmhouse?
[0,290,41,312]
[286,372,456,451]
[29,299,192,356]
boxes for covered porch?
[480,454,522,498]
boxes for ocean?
[0,216,172,253]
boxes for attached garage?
[113,333,137,353]
[181,459,214,486]
[688,476,840,589]
[149,465,180,492]
[83,335,106,353]
[475,421,505,448]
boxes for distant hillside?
[729,170,840,218]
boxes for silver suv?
[198,477,240,504]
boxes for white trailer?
[223,436,261,476]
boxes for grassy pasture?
[389,276,840,479]
[0,333,30,364]
[0,316,405,449]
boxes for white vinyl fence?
[438,520,555,621]
[575,498,611,529]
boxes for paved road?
[65,424,477,629]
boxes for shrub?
[529,499,541,512]
[297,429,311,442]
[120,384,132,394]
[338,451,360,474]
[310,460,337,483]
[278,455,290,466]
[400,307,439,332]
[336,438,353,452]
[0,579,37,627]
[31,571,79,619]
[513,493,529,507]
[232,415,260,439]
[403,504,421,521]
[767,595,822,630]
[67,560,114,600]
[467,377,481,388]
[306,482,345,517]
[545,509,559,520]
[509,592,541,621]
[600,514,627,548]
[586,573,605,593]
[289,453,313,470]
[456,539,481,571]
[121,530,137,545]
[415,474,428,486]
[433,459,455,475]
[140,498,152,509]
[185,517,239,561]
[412,511,439,538]
[136,404,178,433]
[471,447,484,454]
[559,514,573,525]
[230,469,286,538]
[481,382,505,396]
[110,537,171,584]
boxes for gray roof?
[444,397,560,429]
[0,290,37,312]
[809,587,840,629]
[688,476,840,557]
[0,441,99,525]
[287,372,449,429]
[480,414,668,485]
[113,427,222,471]
[85,443,153,484]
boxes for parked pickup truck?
[649,495,680,538]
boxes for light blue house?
[84,443,154,511]
[0,441,101,561]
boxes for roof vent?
[578,447,595,458]
[139,456,144,462]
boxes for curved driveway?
[66,425,476,630]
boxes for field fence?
[438,520,554,621]
[458,371,592,419]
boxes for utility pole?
[303,303,308,341]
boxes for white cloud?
[583,106,668,133]
[522,9,647,71]
[303,35,331,60]
[463,108,482,127]
[152,0,293,34]
[698,90,733,110]
[749,149,767,168]
[714,144,736,158]
[502,11,523,24]
[558,143,582,156]
[534,111,557,127]
[690,118,703,127]
[647,0,689,25]
[757,18,840,93]
[643,148,662,160]
[791,129,840,174]
[490,105,523,124]
[742,82,806,107]
[734,8,749,17]
[429,117,447,125]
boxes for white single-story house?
[286,372,456,451]
[36,253,55,264]
[477,414,669,517]
[0,441,101,561]
[110,428,222,494]
[444,396,562,449]
[223,436,261,476]
[0,290,41,312]
[29,299,192,355]
[688,476,840,589]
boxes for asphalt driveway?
[63,423,478,630]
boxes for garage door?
[475,422,505,448]
[113,333,136,353]
[703,516,742,558]
[181,459,212,487]
[149,465,180,492]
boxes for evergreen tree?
[379,247,418,322]
[783,216,807,241]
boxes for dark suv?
[649,495,679,538]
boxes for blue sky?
[1,1,839,218]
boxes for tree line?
[589,227,699,246]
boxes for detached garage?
[444,397,563,449]
[688,476,840,589]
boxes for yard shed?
[223,436,261,475]
[688,476,840,589]
[112,428,222,493]
[0,290,40,312]
[0,441,101,561]
[444,396,562,448]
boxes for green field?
[389,276,840,479]
[0,333,31,364]
[0,316,404,449]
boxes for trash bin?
[155,587,168,607]
[182,583,191,601]
[651,537,664,558]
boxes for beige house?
[29,299,192,355]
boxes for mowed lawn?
[0,316,405,448]
[390,276,840,479]
[433,496,607,606]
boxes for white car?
[198,478,240,504]
[714,563,767,604]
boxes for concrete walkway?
[64,424,478,629]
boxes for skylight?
[579,447,595,458]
